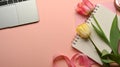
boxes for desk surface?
[0,0,117,67]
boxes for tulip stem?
[89,37,102,56]
[89,37,111,67]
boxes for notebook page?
[72,35,103,65]
[87,4,113,53]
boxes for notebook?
[72,4,120,65]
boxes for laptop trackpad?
[0,5,18,28]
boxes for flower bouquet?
[76,0,120,67]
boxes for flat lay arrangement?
[53,0,120,67]
[0,0,120,67]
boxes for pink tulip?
[76,0,95,16]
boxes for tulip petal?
[76,0,94,16]
[76,23,91,38]
[76,3,90,15]
[76,7,88,16]
[78,3,90,12]
[83,0,94,10]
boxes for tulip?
[76,0,95,16]
[76,23,91,39]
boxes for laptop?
[0,0,39,29]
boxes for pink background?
[0,0,118,67]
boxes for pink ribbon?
[53,53,95,67]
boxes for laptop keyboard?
[0,0,28,6]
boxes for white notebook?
[72,4,120,65]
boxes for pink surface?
[0,0,117,67]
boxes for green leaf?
[92,15,103,31]
[109,54,120,64]
[102,59,114,63]
[110,15,120,55]
[92,15,110,45]
[101,50,114,64]
[92,23,110,45]
[101,49,110,57]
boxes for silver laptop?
[0,0,39,29]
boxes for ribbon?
[53,53,95,67]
